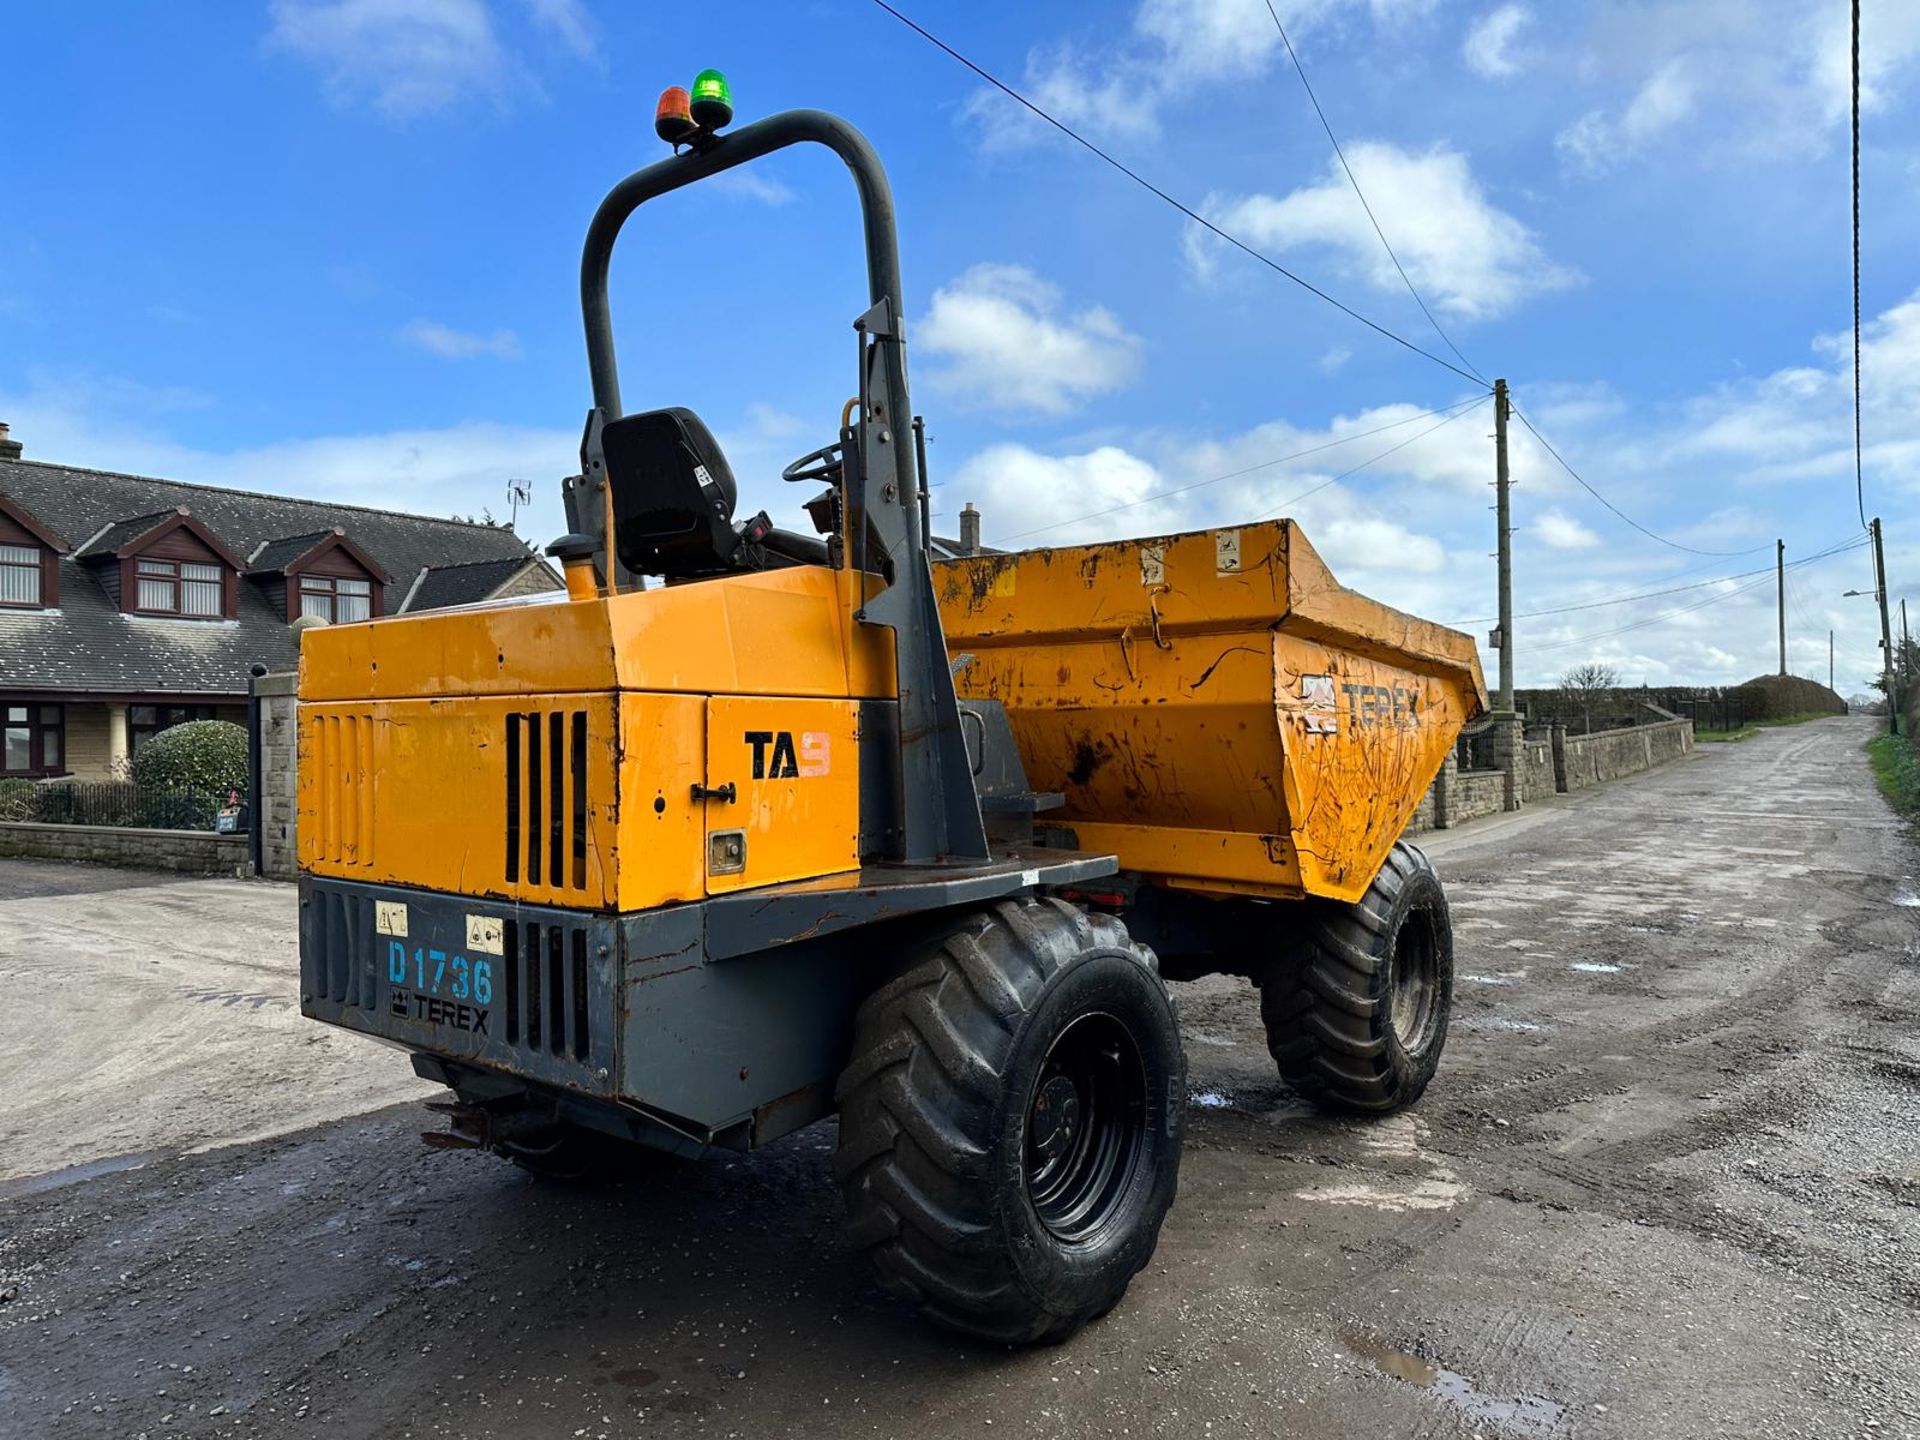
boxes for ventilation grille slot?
[502,918,593,1061]
[504,709,589,893]
[310,712,375,868]
[303,884,378,1007]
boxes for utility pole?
[1494,377,1513,712]
[1904,599,1912,695]
[1830,629,1835,693]
[1873,516,1897,734]
[1776,538,1787,676]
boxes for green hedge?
[130,720,249,797]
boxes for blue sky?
[3,0,1918,691]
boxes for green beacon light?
[690,68,733,131]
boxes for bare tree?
[1559,661,1619,734]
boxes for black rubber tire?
[834,898,1186,1345]
[1260,841,1454,1115]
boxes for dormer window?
[136,557,225,617]
[0,542,42,606]
[298,573,374,623]
[246,526,389,624]
[72,507,242,621]
[0,492,64,609]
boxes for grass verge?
[1867,732,1920,815]
[1696,712,1847,743]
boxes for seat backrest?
[604,407,740,578]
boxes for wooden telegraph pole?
[1873,516,1897,734]
[1494,378,1513,712]
[1777,539,1787,676]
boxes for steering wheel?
[782,441,845,485]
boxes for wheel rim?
[1024,1012,1148,1244]
[1388,911,1440,1053]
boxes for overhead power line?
[1529,536,1869,653]
[1001,394,1484,542]
[1256,395,1488,521]
[1507,399,1775,559]
[868,0,1490,389]
[1852,0,1868,530]
[1261,1,1487,385]
[1445,535,1868,626]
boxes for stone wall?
[1408,712,1694,835]
[1560,716,1694,792]
[0,821,248,874]
[257,670,299,880]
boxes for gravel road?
[1,714,1915,1439]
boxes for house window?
[128,704,217,754]
[2,704,64,776]
[299,574,373,623]
[135,558,224,618]
[0,543,41,606]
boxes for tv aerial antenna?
[506,477,533,531]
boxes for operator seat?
[604,405,832,578]
[604,407,744,578]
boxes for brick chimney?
[0,422,20,461]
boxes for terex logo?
[1343,683,1422,727]
[745,730,831,779]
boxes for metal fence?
[1669,693,1749,735]
[0,781,237,832]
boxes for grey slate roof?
[71,510,177,559]
[400,556,543,613]
[0,456,555,698]
[247,529,337,572]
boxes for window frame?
[131,556,227,619]
[0,542,43,608]
[296,572,375,624]
[2,702,66,777]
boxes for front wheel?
[834,898,1186,1344]
[1260,841,1454,1114]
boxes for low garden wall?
[0,821,248,875]
[1407,714,1695,834]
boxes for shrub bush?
[0,777,37,822]
[130,720,249,797]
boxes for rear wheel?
[834,898,1185,1344]
[1260,841,1453,1114]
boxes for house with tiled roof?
[0,423,559,780]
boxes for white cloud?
[1186,141,1579,320]
[1554,2,1920,172]
[948,443,1176,545]
[523,0,593,59]
[919,264,1143,418]
[1462,4,1528,79]
[398,319,522,360]
[1533,507,1600,550]
[267,0,504,118]
[1556,59,1696,173]
[267,0,593,119]
[966,0,1431,149]
[708,170,799,207]
[0,373,576,539]
[1317,346,1352,374]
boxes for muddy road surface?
[1,714,1916,1438]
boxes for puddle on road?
[1892,884,1920,908]
[1342,1332,1564,1438]
[1190,1091,1233,1109]
[0,1148,168,1199]
[1570,961,1624,973]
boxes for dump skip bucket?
[935,520,1487,904]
